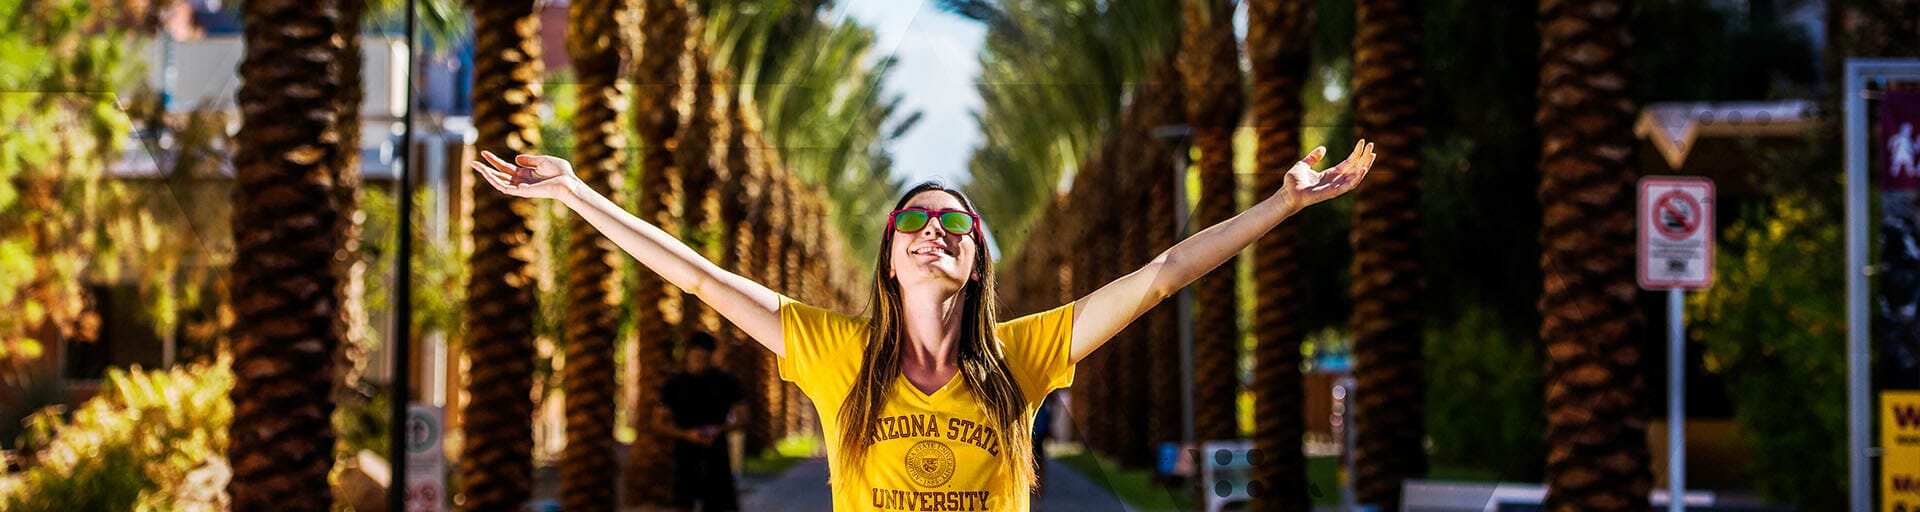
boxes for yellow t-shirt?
[777,294,1076,512]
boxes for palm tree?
[679,37,728,347]
[779,176,807,435]
[1349,0,1428,508]
[952,0,1181,259]
[1178,0,1244,448]
[226,0,348,508]
[719,85,773,454]
[761,167,791,440]
[1536,0,1651,509]
[560,0,631,508]
[460,0,545,508]
[1247,0,1312,509]
[626,0,691,505]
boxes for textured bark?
[763,171,792,441]
[1247,0,1312,509]
[1112,188,1151,468]
[460,0,545,509]
[1537,1,1651,510]
[624,0,690,504]
[561,0,631,509]
[1349,1,1428,509]
[1066,183,1113,456]
[227,0,346,508]
[721,84,773,456]
[1178,0,1245,447]
[678,39,727,346]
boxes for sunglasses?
[888,207,981,237]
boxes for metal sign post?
[1638,176,1714,512]
[1152,125,1197,456]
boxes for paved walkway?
[740,458,1132,512]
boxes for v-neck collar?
[902,370,961,400]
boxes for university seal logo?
[903,440,956,487]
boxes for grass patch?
[1051,448,1350,509]
[1052,447,1191,512]
[743,434,822,476]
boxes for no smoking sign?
[1639,176,1715,289]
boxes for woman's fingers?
[471,162,514,190]
[473,160,517,185]
[515,153,543,168]
[1300,146,1327,167]
[481,150,518,175]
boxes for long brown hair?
[836,182,1038,494]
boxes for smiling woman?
[468,138,1372,511]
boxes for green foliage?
[1687,194,1846,510]
[697,2,910,262]
[955,0,1181,258]
[360,187,468,345]
[1424,306,1544,480]
[0,360,235,511]
[0,0,145,365]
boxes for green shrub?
[1,360,233,511]
[1687,193,1845,510]
[1424,306,1544,480]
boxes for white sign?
[405,405,446,512]
[1638,176,1716,290]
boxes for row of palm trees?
[222,0,1649,510]
[227,0,882,510]
[991,0,1646,510]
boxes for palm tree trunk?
[1065,190,1112,456]
[625,0,691,505]
[1247,0,1312,509]
[679,39,728,346]
[1349,1,1428,508]
[227,0,346,508]
[762,169,792,441]
[1113,191,1151,467]
[561,0,631,509]
[1179,0,1245,447]
[461,0,545,509]
[1537,0,1652,509]
[720,82,771,456]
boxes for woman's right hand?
[471,150,577,200]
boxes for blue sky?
[837,1,987,188]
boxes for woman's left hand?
[1279,139,1375,212]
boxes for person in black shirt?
[658,331,747,512]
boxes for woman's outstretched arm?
[1064,141,1374,363]
[471,151,787,356]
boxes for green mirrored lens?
[939,212,974,234]
[894,210,930,232]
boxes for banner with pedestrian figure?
[1882,88,1920,389]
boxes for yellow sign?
[1884,391,1920,511]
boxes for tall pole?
[1845,59,1869,512]
[1668,287,1684,512]
[388,0,418,509]
[1154,125,1197,455]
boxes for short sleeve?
[776,294,868,401]
[995,301,1076,404]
